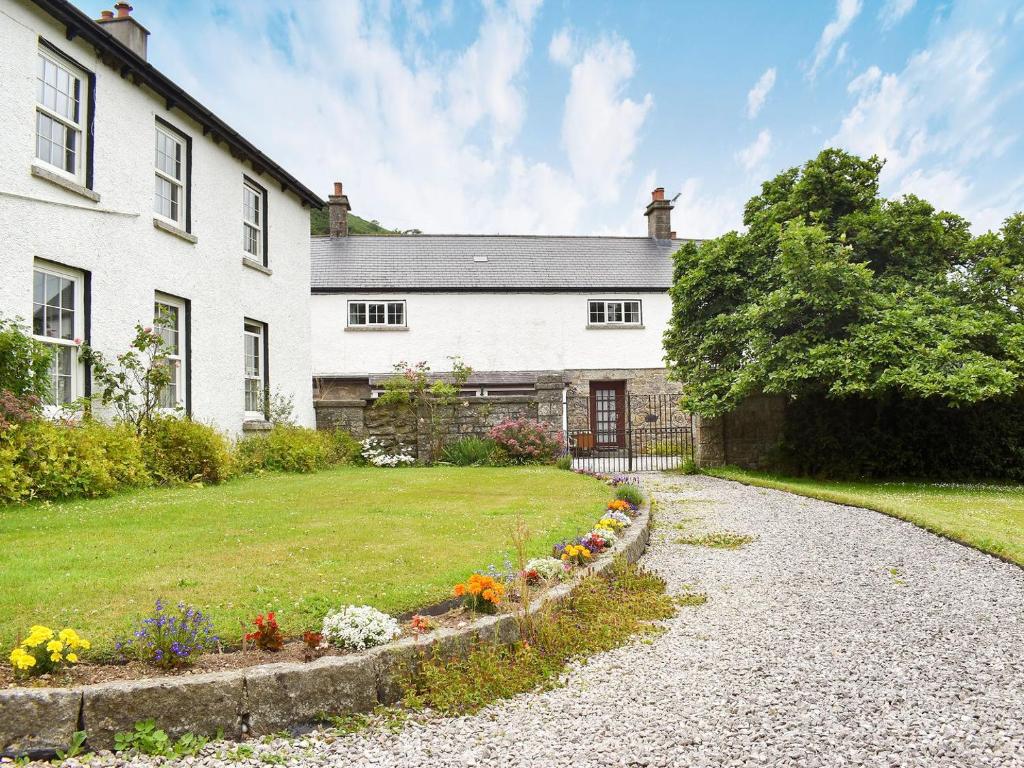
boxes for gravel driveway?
[76,475,1024,768]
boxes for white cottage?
[0,0,322,432]
[310,184,692,446]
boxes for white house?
[0,0,322,432]
[310,184,690,446]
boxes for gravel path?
[72,475,1024,768]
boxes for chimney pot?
[114,2,132,17]
[100,9,114,19]
[328,182,351,238]
[652,187,665,202]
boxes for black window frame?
[154,116,192,233]
[37,37,96,190]
[242,174,269,267]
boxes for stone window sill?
[153,218,198,243]
[586,324,645,330]
[242,418,272,433]
[344,326,409,332]
[242,257,272,275]
[31,164,100,202]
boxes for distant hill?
[310,208,413,236]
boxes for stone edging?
[1,500,651,758]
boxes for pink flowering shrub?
[487,418,564,464]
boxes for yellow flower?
[46,640,64,654]
[50,652,63,663]
[59,629,80,645]
[10,648,37,671]
[79,639,91,650]
[66,653,79,664]
[23,625,54,648]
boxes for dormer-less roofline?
[31,0,324,209]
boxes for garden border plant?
[0,475,654,758]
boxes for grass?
[708,467,1024,566]
[399,558,678,716]
[0,466,609,650]
[675,532,754,549]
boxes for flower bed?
[0,475,651,757]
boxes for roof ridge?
[311,234,690,241]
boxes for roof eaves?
[32,0,324,209]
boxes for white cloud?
[138,0,653,235]
[879,0,916,30]
[673,178,746,239]
[808,0,862,79]
[560,37,654,204]
[829,0,1022,233]
[548,27,574,65]
[736,129,773,171]
[746,67,776,119]
[830,30,1003,182]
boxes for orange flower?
[453,584,465,597]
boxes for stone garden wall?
[314,374,566,462]
[694,394,787,469]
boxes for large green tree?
[664,149,1024,417]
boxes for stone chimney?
[328,182,351,237]
[96,3,150,60]
[644,187,673,240]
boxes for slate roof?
[311,234,691,292]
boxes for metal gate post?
[626,394,633,472]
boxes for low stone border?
[1,501,651,758]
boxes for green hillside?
[310,207,404,236]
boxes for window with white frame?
[348,300,406,328]
[154,296,187,411]
[244,321,266,416]
[588,299,642,326]
[35,48,88,183]
[242,179,266,264]
[154,124,186,226]
[32,263,85,405]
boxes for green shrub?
[615,484,644,507]
[3,419,148,502]
[330,429,363,464]
[0,316,52,400]
[555,454,573,470]
[142,416,233,485]
[236,425,346,473]
[440,436,499,466]
[678,458,698,475]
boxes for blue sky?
[78,0,1024,236]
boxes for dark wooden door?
[590,381,626,448]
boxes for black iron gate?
[563,392,693,472]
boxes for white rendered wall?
[311,291,672,375]
[0,0,314,431]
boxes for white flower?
[589,528,618,547]
[524,557,568,582]
[321,605,401,650]
[361,438,415,467]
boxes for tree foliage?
[665,149,1024,417]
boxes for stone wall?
[694,394,786,469]
[313,374,565,461]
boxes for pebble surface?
[59,475,1024,767]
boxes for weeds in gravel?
[675,591,708,606]
[676,532,754,549]
[399,557,677,716]
[319,705,409,735]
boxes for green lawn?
[708,467,1024,566]
[0,466,609,650]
